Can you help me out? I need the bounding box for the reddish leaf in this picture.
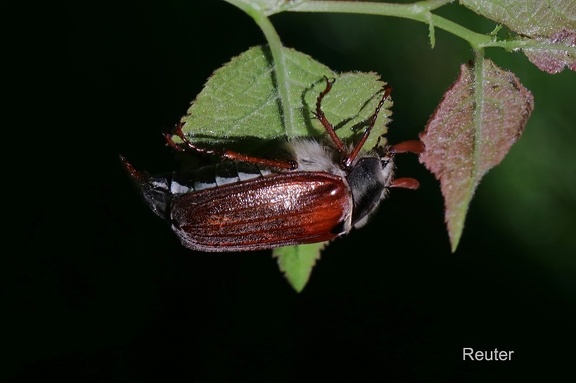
[419,59,534,251]
[523,29,576,74]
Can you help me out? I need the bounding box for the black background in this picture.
[9,1,575,381]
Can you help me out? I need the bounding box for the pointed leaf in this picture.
[273,242,327,292]
[419,59,534,251]
[176,46,391,150]
[460,0,576,73]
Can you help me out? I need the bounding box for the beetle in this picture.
[121,77,423,252]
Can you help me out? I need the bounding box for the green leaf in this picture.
[177,46,391,149]
[419,58,534,251]
[174,46,392,291]
[273,242,327,292]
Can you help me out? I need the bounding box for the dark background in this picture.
[9,1,575,381]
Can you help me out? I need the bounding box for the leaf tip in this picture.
[448,221,463,253]
[272,242,327,292]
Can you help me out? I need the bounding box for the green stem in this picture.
[280,1,576,54]
[281,0,493,49]
[486,38,576,56]
[417,0,455,11]
[472,48,485,184]
[224,0,296,135]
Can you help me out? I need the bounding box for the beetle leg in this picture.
[345,85,392,169]
[164,123,297,170]
[314,76,346,154]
